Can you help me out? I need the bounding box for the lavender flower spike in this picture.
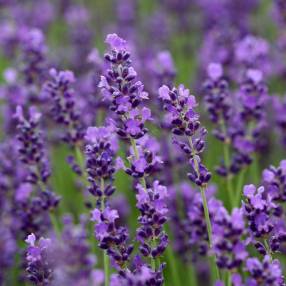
[159,84,219,279]
[86,125,133,283]
[25,233,54,285]
[99,33,169,284]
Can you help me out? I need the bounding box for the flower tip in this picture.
[207,62,223,80]
[105,33,127,50]
[25,233,36,246]
[246,69,263,83]
[158,85,170,100]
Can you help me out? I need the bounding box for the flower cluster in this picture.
[159,84,211,187]
[212,208,247,270]
[85,126,118,208]
[136,181,168,260]
[99,33,151,140]
[25,233,54,285]
[91,207,133,269]
[14,106,50,185]
[43,68,84,145]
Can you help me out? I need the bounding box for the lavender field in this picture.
[1,1,286,285]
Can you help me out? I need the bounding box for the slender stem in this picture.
[100,178,105,210]
[35,169,61,239]
[200,187,213,247]
[100,178,110,286]
[264,239,272,261]
[235,168,246,207]
[251,154,259,185]
[201,187,220,281]
[223,143,234,209]
[187,136,220,281]
[187,263,198,286]
[75,145,89,185]
[49,212,61,239]
[104,251,110,286]
[165,244,181,286]
[75,145,85,170]
[220,119,234,209]
[130,138,147,190]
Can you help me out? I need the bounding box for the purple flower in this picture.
[14,106,51,184]
[159,84,211,186]
[245,256,285,286]
[212,206,248,270]
[105,33,127,51]
[99,34,150,140]
[43,68,84,146]
[25,233,54,285]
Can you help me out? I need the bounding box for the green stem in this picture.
[264,239,272,261]
[49,212,61,239]
[188,137,220,281]
[165,245,181,286]
[130,138,147,190]
[227,271,232,286]
[100,178,110,285]
[35,169,61,239]
[220,119,234,209]
[104,251,110,286]
[251,154,259,185]
[187,263,198,286]
[200,187,220,281]
[223,143,234,209]
[235,168,246,207]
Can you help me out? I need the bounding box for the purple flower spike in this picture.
[43,68,84,146]
[14,106,51,185]
[99,34,150,140]
[25,233,54,285]
[159,84,211,187]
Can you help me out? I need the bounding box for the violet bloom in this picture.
[230,69,269,174]
[242,184,283,253]
[110,263,163,286]
[272,95,286,147]
[245,255,285,286]
[86,125,133,270]
[20,28,48,87]
[52,215,100,286]
[14,106,60,236]
[100,34,168,282]
[202,63,234,177]
[98,33,150,140]
[85,125,118,208]
[168,183,216,262]
[119,134,163,179]
[262,160,286,202]
[43,68,84,146]
[91,207,133,270]
[203,63,231,131]
[234,35,270,75]
[14,106,50,184]
[159,84,211,186]
[25,233,54,285]
[212,208,248,270]
[136,181,168,260]
[65,4,93,72]
[0,225,17,284]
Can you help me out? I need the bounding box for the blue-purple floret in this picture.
[159,84,211,187]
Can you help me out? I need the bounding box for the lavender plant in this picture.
[1,1,286,286]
